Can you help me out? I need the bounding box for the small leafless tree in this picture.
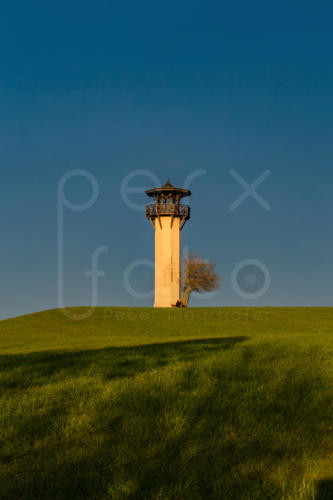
[180,251,221,306]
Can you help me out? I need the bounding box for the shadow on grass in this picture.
[2,337,332,499]
[0,336,248,391]
[316,479,333,499]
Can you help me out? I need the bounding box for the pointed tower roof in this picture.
[145,179,191,198]
[162,178,174,189]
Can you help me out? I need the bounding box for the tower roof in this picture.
[162,178,174,189]
[145,179,191,198]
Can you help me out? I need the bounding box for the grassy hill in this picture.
[0,307,332,499]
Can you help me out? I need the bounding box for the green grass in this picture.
[0,307,332,499]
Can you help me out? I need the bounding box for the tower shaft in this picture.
[154,217,181,307]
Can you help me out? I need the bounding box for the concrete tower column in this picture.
[154,216,181,307]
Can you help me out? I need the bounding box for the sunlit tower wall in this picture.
[145,180,191,308]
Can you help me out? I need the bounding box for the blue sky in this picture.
[1,1,332,318]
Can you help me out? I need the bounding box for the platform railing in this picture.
[145,203,190,218]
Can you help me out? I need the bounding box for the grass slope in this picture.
[0,307,332,499]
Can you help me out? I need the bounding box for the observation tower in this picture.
[145,179,191,307]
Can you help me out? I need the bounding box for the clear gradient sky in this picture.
[1,1,332,319]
